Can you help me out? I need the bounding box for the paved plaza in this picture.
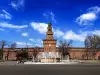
[0,64,100,75]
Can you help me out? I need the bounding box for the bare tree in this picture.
[16,42,29,62]
[84,35,100,60]
[32,46,40,61]
[16,48,28,63]
[58,40,73,60]
[84,36,91,60]
[0,40,7,60]
[7,43,17,60]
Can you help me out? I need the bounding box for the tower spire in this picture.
[46,23,53,39]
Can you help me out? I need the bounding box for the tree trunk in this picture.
[7,50,10,60]
[1,47,4,60]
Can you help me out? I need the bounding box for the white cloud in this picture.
[76,13,97,25]
[29,38,43,44]
[34,44,42,47]
[63,30,86,42]
[76,6,100,25]
[0,10,12,20]
[0,22,28,29]
[63,30,100,42]
[34,39,43,47]
[92,30,100,36]
[43,13,48,18]
[54,29,64,38]
[30,22,83,41]
[10,0,24,10]
[30,22,48,34]
[29,38,43,47]
[30,22,64,38]
[16,30,100,47]
[21,33,28,37]
[16,29,21,32]
[16,39,43,47]
[43,12,56,23]
[16,42,32,47]
[88,6,100,14]
[0,28,4,31]
[29,38,35,42]
[79,30,100,36]
[30,22,100,42]
[50,12,56,23]
[35,39,42,43]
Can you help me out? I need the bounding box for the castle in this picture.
[3,23,100,61]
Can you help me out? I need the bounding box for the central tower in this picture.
[40,23,59,62]
[43,23,56,52]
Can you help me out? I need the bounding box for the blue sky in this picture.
[0,0,100,47]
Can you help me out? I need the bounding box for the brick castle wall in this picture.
[2,48,100,60]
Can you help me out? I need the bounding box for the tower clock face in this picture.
[48,35,53,39]
[49,36,51,39]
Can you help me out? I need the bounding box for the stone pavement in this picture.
[0,61,22,65]
[0,60,100,65]
[0,64,100,75]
